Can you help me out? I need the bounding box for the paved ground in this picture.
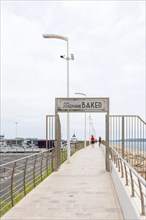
[2,144,124,220]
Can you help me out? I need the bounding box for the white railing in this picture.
[110,146,146,216]
[109,115,146,180]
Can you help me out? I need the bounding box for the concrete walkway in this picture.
[2,144,124,220]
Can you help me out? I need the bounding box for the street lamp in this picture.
[42,34,74,163]
[15,122,18,146]
[75,92,86,147]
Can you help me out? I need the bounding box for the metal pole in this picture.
[46,116,48,149]
[105,98,110,171]
[106,114,110,171]
[122,116,125,158]
[89,119,90,145]
[42,34,73,163]
[67,40,70,163]
[88,115,91,145]
[84,112,86,147]
[74,93,87,147]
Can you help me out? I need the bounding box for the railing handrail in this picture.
[137,116,146,125]
[0,143,84,217]
[109,114,146,125]
[110,145,146,215]
[0,148,53,168]
[110,146,146,187]
[109,114,146,180]
[109,114,139,117]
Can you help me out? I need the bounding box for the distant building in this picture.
[6,138,24,146]
[0,136,55,149]
[0,135,5,141]
[0,135,6,146]
[70,133,78,143]
[24,138,38,146]
[37,139,54,149]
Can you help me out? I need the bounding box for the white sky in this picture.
[1,0,145,140]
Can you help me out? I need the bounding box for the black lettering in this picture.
[63,102,69,108]
[86,102,90,108]
[82,102,85,108]
[95,102,98,108]
[98,102,102,108]
[91,102,94,108]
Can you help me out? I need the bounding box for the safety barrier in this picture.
[110,146,146,216]
[109,115,146,180]
[0,142,85,217]
[0,149,55,216]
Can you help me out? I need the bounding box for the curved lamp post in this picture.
[75,92,86,147]
[42,34,73,163]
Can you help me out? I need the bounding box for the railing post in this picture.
[46,151,49,176]
[55,113,58,170]
[118,158,120,172]
[11,162,16,207]
[51,149,54,172]
[23,158,28,196]
[113,150,116,164]
[46,115,48,149]
[106,114,110,171]
[120,159,124,178]
[122,116,125,159]
[115,154,118,168]
[138,179,145,215]
[58,117,61,167]
[129,168,135,197]
[40,153,44,181]
[124,163,128,186]
[33,155,37,188]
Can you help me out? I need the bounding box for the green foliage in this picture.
[0,200,12,217]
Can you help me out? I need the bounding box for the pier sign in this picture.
[56,98,109,113]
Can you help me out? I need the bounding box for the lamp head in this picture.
[60,55,65,59]
[71,53,74,60]
[42,34,68,42]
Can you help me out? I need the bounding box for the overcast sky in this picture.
[1,0,145,140]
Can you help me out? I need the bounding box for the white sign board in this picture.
[56,98,109,113]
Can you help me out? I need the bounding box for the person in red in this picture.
[91,135,95,147]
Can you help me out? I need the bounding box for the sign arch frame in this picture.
[55,97,110,171]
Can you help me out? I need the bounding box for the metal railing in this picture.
[0,149,55,216]
[46,115,55,149]
[110,146,146,216]
[109,115,146,179]
[0,141,84,217]
[46,114,61,170]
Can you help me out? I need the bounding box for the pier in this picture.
[1,108,146,220]
[1,144,124,220]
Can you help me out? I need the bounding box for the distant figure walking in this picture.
[91,135,95,147]
[99,136,102,146]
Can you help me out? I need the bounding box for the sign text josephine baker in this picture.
[56,98,109,112]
